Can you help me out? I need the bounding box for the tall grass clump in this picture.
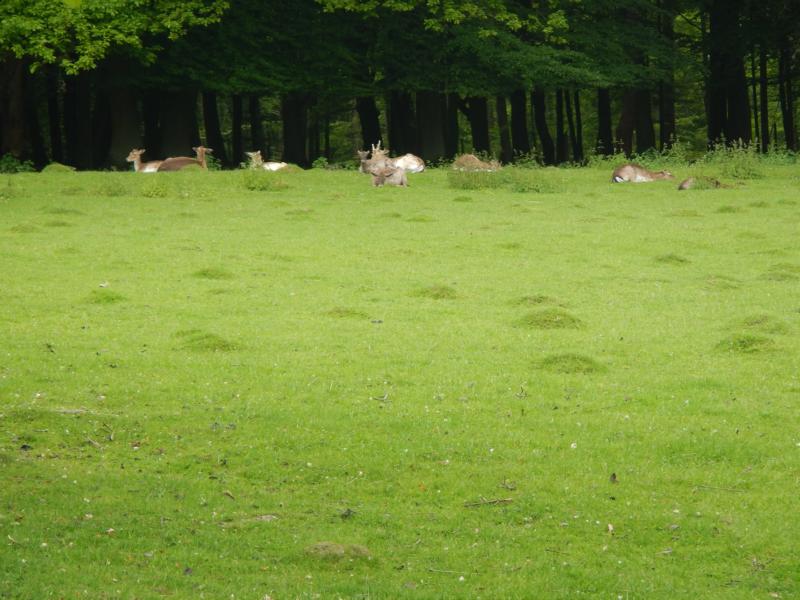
[242,169,288,191]
[704,141,763,179]
[447,170,504,190]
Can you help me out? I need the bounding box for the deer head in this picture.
[126,148,145,162]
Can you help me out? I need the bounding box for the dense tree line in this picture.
[0,0,798,169]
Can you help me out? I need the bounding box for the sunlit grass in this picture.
[1,166,799,598]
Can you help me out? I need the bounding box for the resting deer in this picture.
[126,149,162,173]
[611,163,674,183]
[245,150,287,171]
[371,166,408,187]
[391,153,425,173]
[157,146,212,172]
[677,176,726,190]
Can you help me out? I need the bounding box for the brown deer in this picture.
[391,153,425,173]
[611,163,674,183]
[126,149,162,173]
[157,146,212,172]
[371,166,408,187]
[245,150,287,171]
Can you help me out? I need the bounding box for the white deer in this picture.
[611,163,674,183]
[126,149,162,173]
[246,150,287,171]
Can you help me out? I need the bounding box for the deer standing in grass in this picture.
[611,163,674,183]
[245,150,287,171]
[157,146,212,172]
[126,149,163,173]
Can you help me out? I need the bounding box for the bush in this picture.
[0,154,35,174]
[503,169,559,193]
[703,141,763,179]
[241,169,288,191]
[311,156,329,169]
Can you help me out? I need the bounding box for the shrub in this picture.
[704,141,763,179]
[41,162,76,173]
[311,156,329,169]
[0,154,35,174]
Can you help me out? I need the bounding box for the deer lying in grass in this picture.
[452,153,500,172]
[371,166,408,187]
[611,163,674,183]
[358,142,424,174]
[157,146,212,172]
[126,149,162,173]
[245,150,287,171]
[677,176,726,190]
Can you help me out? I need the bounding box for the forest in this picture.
[0,0,798,170]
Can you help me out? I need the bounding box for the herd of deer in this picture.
[127,144,714,191]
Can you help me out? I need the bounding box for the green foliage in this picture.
[704,143,764,180]
[311,156,329,169]
[41,162,76,173]
[0,154,35,173]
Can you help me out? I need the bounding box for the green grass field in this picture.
[1,165,799,598]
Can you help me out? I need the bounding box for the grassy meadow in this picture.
[1,162,799,598]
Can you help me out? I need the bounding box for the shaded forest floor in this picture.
[1,166,799,598]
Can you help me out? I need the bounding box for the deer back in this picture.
[157,157,202,172]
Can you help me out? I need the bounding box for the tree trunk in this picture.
[658,0,677,149]
[574,90,584,162]
[615,91,636,156]
[726,59,752,144]
[634,89,656,153]
[460,96,490,154]
[63,72,93,169]
[532,88,555,164]
[249,95,266,156]
[24,70,47,167]
[106,87,142,169]
[202,91,229,166]
[444,93,459,159]
[495,95,512,163]
[355,96,382,150]
[142,91,161,160]
[46,67,63,163]
[0,56,28,159]
[160,90,199,158]
[779,45,796,150]
[509,89,530,157]
[281,91,308,166]
[759,45,770,152]
[751,50,760,147]
[564,90,578,162]
[388,91,416,155]
[90,86,111,168]
[308,97,320,162]
[555,90,568,163]
[596,88,613,155]
[232,94,243,164]
[416,91,446,161]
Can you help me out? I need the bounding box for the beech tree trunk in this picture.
[160,90,199,158]
[532,88,555,164]
[634,89,656,153]
[355,96,382,151]
[509,89,531,157]
[564,90,578,162]
[759,45,770,152]
[46,67,63,163]
[249,95,266,156]
[659,0,677,149]
[779,44,797,150]
[142,91,162,160]
[416,91,446,161]
[388,91,416,155]
[751,51,760,147]
[281,91,308,166]
[0,57,27,159]
[232,94,244,164]
[460,96,490,154]
[574,90,584,162]
[555,90,568,163]
[107,87,142,169]
[495,95,512,163]
[596,88,613,155]
[444,93,459,159]
[63,72,93,169]
[202,91,229,166]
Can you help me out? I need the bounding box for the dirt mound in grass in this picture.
[538,353,605,374]
[516,308,582,329]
